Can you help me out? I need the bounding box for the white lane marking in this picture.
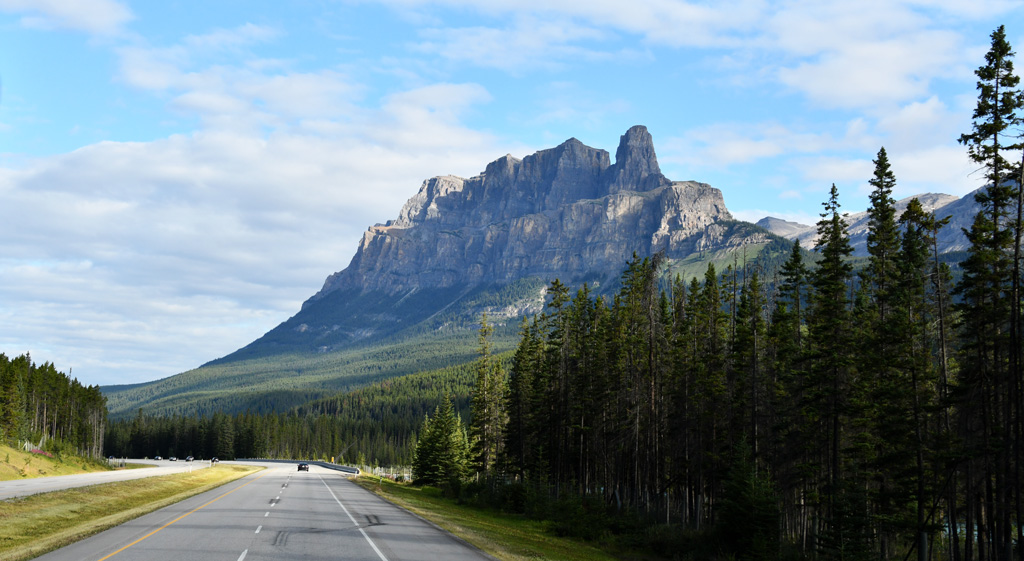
[238,550,248,561]
[275,496,280,500]
[317,475,359,526]
[255,525,262,534]
[265,512,270,517]
[317,474,390,561]
[360,528,390,561]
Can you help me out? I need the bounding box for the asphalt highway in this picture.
[31,463,493,561]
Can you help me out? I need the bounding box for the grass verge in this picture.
[354,476,620,561]
[0,443,112,480]
[0,463,261,561]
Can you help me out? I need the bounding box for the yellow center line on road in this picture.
[96,469,272,561]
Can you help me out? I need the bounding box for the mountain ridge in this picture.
[758,191,976,254]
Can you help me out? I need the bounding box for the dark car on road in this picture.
[298,463,309,471]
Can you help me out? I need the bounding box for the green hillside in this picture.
[103,327,517,419]
[213,277,549,363]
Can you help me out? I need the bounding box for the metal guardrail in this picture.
[234,458,360,475]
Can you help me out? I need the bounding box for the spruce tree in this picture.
[862,147,900,319]
[469,313,506,476]
[807,183,856,546]
[412,396,469,487]
[963,30,1024,558]
[504,317,540,478]
[856,149,918,558]
[956,26,1024,559]
[540,279,571,483]
[958,25,1022,194]
[956,58,1019,558]
[734,270,767,460]
[777,239,808,346]
[897,198,944,561]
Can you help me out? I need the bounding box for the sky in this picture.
[1,0,1022,388]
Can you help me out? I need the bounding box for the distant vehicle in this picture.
[169,457,177,461]
[154,456,162,460]
[298,463,309,471]
[185,456,194,462]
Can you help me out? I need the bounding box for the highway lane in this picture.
[33,463,493,561]
[0,459,210,500]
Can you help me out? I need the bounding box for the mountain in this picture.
[755,216,809,239]
[103,126,792,418]
[758,191,978,255]
[312,126,744,297]
[217,125,785,361]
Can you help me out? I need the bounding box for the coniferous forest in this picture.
[418,25,1024,560]
[104,362,477,465]
[0,353,107,458]
[105,24,1024,561]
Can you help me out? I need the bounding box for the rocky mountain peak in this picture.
[307,126,756,302]
[606,125,669,194]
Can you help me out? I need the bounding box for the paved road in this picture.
[32,463,492,561]
[0,459,210,500]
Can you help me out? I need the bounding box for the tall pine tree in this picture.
[807,183,856,553]
[469,313,507,476]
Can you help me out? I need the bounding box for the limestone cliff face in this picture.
[306,126,754,305]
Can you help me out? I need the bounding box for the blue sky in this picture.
[1,0,1022,387]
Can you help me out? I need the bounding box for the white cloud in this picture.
[379,0,1008,111]
[116,24,283,92]
[913,0,1021,19]
[414,15,636,72]
[776,30,967,109]
[662,122,838,168]
[171,90,249,115]
[182,22,279,51]
[877,96,970,153]
[1,64,502,385]
[115,27,372,135]
[527,81,632,130]
[116,45,187,90]
[379,0,766,48]
[0,0,132,35]
[891,145,978,197]
[797,156,875,185]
